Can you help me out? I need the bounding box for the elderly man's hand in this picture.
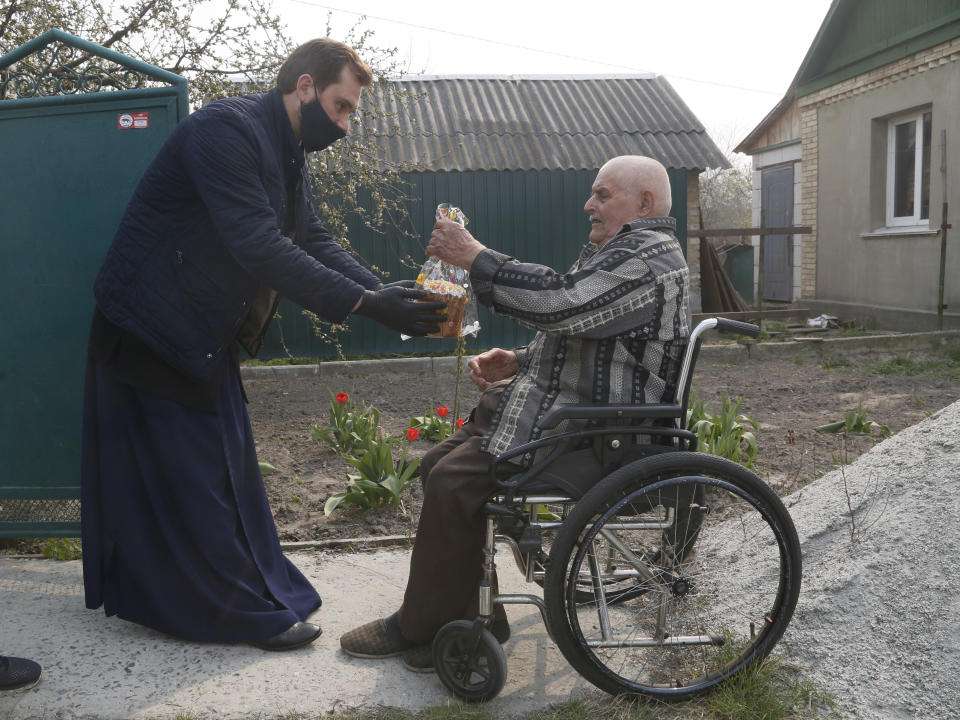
[426,218,486,269]
[468,348,519,390]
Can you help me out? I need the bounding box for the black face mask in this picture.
[300,88,346,152]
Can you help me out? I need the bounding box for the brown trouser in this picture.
[396,385,517,643]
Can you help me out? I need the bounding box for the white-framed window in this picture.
[885,110,931,227]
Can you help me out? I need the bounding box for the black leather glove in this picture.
[354,286,447,336]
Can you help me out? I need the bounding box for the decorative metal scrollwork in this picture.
[1,40,144,99]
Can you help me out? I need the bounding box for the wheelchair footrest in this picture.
[483,502,519,517]
[517,525,542,556]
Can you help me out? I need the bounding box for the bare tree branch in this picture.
[99,0,161,49]
[0,0,24,41]
[167,63,280,76]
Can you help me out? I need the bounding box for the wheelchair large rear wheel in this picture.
[531,483,705,606]
[544,452,801,699]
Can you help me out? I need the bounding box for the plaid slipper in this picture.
[401,644,434,673]
[340,617,413,659]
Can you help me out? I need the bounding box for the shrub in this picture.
[40,538,82,561]
[409,405,454,442]
[311,391,382,457]
[686,391,759,468]
[324,435,420,515]
[815,400,891,437]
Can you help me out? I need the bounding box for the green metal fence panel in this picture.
[726,245,755,304]
[259,167,687,360]
[0,30,188,538]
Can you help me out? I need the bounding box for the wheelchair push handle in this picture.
[714,317,760,338]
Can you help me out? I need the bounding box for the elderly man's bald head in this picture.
[584,156,672,246]
[600,156,672,214]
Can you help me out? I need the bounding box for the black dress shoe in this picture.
[0,656,42,691]
[252,621,322,651]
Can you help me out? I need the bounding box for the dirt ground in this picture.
[246,336,960,543]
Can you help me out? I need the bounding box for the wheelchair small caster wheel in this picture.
[433,619,507,702]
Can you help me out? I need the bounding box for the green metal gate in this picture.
[0,30,188,538]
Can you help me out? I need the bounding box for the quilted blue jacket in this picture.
[94,89,380,381]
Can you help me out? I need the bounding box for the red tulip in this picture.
[456,418,465,429]
[407,427,420,441]
[336,392,349,404]
[435,406,449,418]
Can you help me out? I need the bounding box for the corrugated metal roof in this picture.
[356,75,730,172]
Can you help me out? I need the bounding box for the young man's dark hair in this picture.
[276,38,373,93]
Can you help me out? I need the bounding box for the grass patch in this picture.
[820,354,851,370]
[841,327,870,337]
[422,705,495,720]
[243,356,318,366]
[867,354,960,381]
[40,537,82,560]
[869,356,924,375]
[752,322,792,343]
[701,655,837,720]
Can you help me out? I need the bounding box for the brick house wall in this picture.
[796,37,960,299]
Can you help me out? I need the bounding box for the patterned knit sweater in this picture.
[468,217,691,465]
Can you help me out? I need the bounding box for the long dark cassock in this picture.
[81,88,381,642]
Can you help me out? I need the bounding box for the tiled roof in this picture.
[356,74,730,172]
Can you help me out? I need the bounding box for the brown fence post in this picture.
[938,129,950,331]
[756,210,765,314]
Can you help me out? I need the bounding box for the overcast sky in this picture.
[274,0,836,157]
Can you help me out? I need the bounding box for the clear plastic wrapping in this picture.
[410,204,480,338]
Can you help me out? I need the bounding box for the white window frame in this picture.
[885,111,930,228]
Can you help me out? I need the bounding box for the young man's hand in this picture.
[354,286,446,336]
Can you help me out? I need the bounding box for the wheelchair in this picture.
[431,318,803,702]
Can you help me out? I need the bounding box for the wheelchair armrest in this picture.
[489,424,699,499]
[538,403,684,430]
[490,435,574,491]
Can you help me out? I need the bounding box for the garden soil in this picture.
[244,338,960,544]
[2,335,959,719]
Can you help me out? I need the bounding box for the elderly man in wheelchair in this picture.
[341,155,801,702]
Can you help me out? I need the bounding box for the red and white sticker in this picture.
[118,112,149,129]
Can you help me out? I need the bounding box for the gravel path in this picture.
[777,399,960,719]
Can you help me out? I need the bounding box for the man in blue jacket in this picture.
[81,38,444,651]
